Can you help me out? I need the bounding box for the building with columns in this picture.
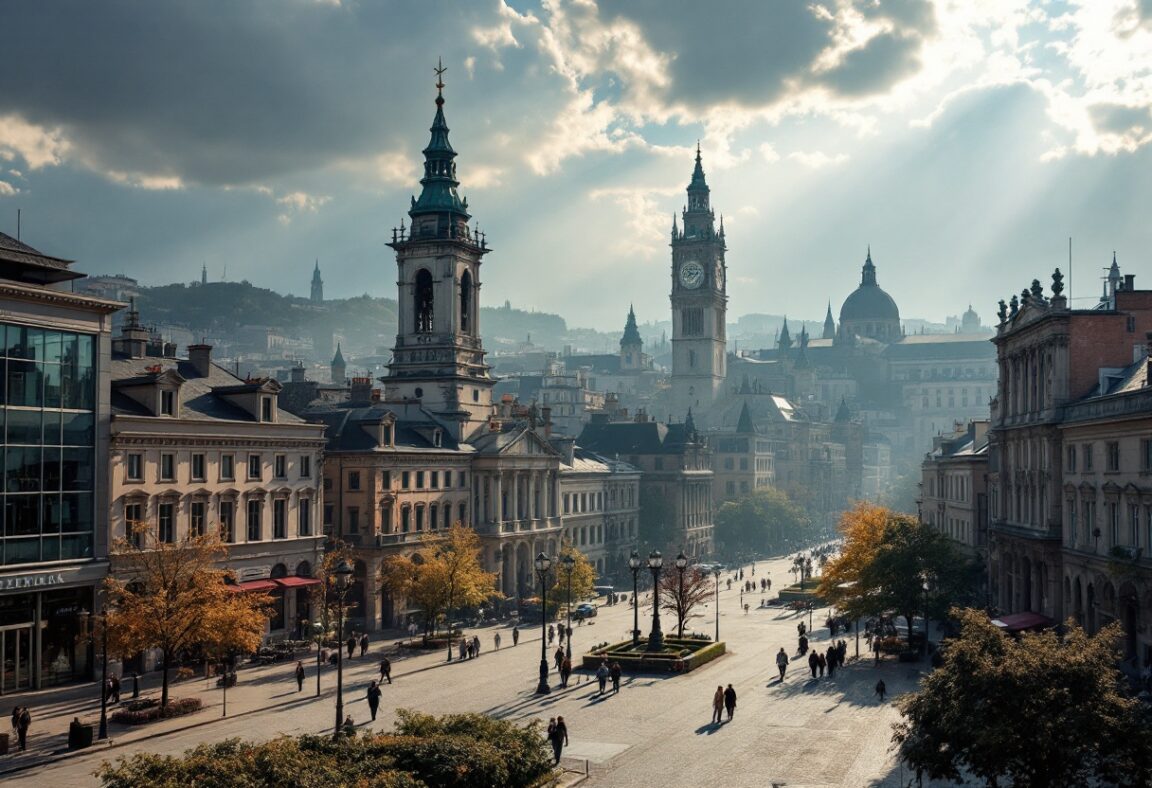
[556,443,641,579]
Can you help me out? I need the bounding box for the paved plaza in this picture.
[5,552,937,787]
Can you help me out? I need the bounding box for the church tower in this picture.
[619,304,644,371]
[311,260,324,303]
[670,145,727,417]
[331,342,346,385]
[385,62,493,438]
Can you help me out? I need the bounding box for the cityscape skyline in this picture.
[2,1,1150,330]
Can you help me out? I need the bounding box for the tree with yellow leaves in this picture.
[549,543,597,609]
[307,540,358,642]
[104,525,271,709]
[379,524,497,643]
[817,502,891,619]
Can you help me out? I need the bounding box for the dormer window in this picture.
[161,390,175,416]
[433,429,442,448]
[261,397,273,422]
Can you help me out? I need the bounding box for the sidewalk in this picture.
[0,623,533,778]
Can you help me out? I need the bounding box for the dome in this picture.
[839,285,900,324]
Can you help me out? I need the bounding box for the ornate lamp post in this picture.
[98,607,109,739]
[562,553,575,661]
[332,559,354,738]
[535,552,552,694]
[312,621,324,697]
[674,551,688,638]
[646,550,664,652]
[628,551,642,646]
[712,566,722,643]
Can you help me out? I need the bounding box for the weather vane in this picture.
[435,57,446,96]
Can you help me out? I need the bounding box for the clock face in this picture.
[679,260,704,289]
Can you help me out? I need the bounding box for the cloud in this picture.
[0,114,71,169]
[788,151,850,168]
[0,181,18,196]
[276,190,331,224]
[585,184,679,259]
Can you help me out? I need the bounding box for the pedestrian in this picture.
[555,646,565,672]
[610,660,622,694]
[15,706,30,751]
[723,684,737,721]
[799,634,808,655]
[711,686,724,724]
[557,627,565,645]
[767,578,772,591]
[458,638,467,661]
[512,626,520,646]
[379,656,392,684]
[346,634,356,659]
[560,657,572,688]
[295,660,306,692]
[473,635,481,657]
[744,603,749,615]
[494,632,502,650]
[366,680,382,721]
[548,624,555,645]
[817,652,827,677]
[739,569,744,580]
[360,633,369,657]
[566,625,573,642]
[342,714,355,736]
[466,640,475,659]
[109,674,121,703]
[550,716,568,763]
[776,648,789,681]
[826,647,836,678]
[808,650,819,678]
[798,621,806,637]
[596,660,610,694]
[726,578,731,591]
[875,679,887,702]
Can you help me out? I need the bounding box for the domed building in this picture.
[838,248,901,343]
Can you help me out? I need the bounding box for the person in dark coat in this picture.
[366,681,382,721]
[15,706,30,751]
[560,657,572,688]
[723,684,737,720]
[359,633,369,657]
[799,634,808,655]
[109,674,121,703]
[379,656,392,684]
[826,647,837,678]
[609,661,622,694]
[512,626,519,646]
[346,635,356,659]
[549,715,568,764]
[554,646,565,672]
[295,661,306,692]
[808,650,820,678]
[817,652,827,677]
[875,679,887,702]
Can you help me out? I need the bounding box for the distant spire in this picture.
[409,58,470,222]
[736,401,755,434]
[778,317,793,352]
[861,246,877,287]
[688,142,709,194]
[822,301,836,339]
[835,396,851,422]
[201,263,207,285]
[620,303,642,348]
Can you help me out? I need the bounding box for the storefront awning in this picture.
[274,577,321,589]
[226,580,279,593]
[991,612,1055,632]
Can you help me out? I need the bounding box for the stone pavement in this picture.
[11,550,963,787]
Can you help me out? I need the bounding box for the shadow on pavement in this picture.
[769,662,916,710]
[693,721,724,735]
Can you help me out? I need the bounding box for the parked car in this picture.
[575,603,598,618]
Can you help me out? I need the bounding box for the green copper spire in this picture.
[688,141,709,195]
[409,58,470,222]
[620,304,642,347]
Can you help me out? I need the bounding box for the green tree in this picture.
[894,608,1152,787]
[714,486,810,556]
[550,543,597,607]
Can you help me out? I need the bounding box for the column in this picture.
[494,473,503,523]
[528,472,537,520]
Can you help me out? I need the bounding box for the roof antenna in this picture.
[16,209,20,242]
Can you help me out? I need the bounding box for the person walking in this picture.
[808,650,819,678]
[723,684,737,721]
[554,646,565,673]
[798,621,806,637]
[109,674,121,703]
[295,660,306,692]
[548,716,569,764]
[512,626,520,646]
[366,680,382,721]
[548,624,555,646]
[826,647,836,678]
[560,657,572,688]
[15,706,30,752]
[875,679,887,702]
[609,661,622,694]
[346,634,356,660]
[458,638,467,661]
[798,634,808,655]
[472,635,481,657]
[359,633,370,657]
[494,632,502,650]
[711,686,724,724]
[595,660,610,695]
[817,651,827,678]
[776,648,789,681]
[379,656,392,684]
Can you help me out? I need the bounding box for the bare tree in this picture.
[659,567,714,638]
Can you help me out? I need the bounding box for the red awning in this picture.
[275,577,322,589]
[992,612,1055,632]
[226,580,279,593]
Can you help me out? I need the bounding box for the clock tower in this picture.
[670,145,727,417]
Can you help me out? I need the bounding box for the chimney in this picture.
[290,364,306,383]
[350,376,373,403]
[187,344,213,377]
[1125,274,1136,291]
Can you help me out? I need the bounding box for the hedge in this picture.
[109,697,202,725]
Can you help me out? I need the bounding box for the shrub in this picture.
[173,667,196,682]
[110,697,202,725]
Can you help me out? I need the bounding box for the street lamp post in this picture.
[98,608,108,739]
[534,552,552,694]
[675,552,688,638]
[712,567,722,643]
[646,551,664,652]
[628,551,642,646]
[562,554,575,662]
[313,621,324,697]
[332,560,354,738]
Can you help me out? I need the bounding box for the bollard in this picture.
[131,672,140,698]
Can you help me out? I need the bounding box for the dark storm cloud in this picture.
[588,0,935,109]
[0,0,489,186]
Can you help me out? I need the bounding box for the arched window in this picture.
[460,270,472,333]
[414,269,434,333]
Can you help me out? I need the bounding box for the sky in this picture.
[2,0,1152,332]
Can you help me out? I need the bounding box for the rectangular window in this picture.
[191,453,206,482]
[248,454,262,480]
[458,503,466,525]
[401,507,410,533]
[1131,504,1140,547]
[298,498,311,537]
[261,397,273,421]
[1067,499,1077,547]
[1110,502,1120,546]
[219,501,235,543]
[348,471,361,490]
[1083,444,1094,472]
[1107,441,1120,472]
[323,504,333,526]
[430,471,439,489]
[444,505,453,529]
[160,453,175,481]
[273,499,287,539]
[444,470,452,488]
[1143,439,1152,472]
[416,471,425,489]
[299,455,312,479]
[402,471,411,490]
[247,499,262,541]
[682,307,704,336]
[190,501,206,537]
[160,389,175,416]
[158,502,175,543]
[415,505,425,531]
[459,472,467,487]
[274,455,287,479]
[347,507,360,534]
[220,454,235,481]
[125,502,144,547]
[126,453,143,481]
